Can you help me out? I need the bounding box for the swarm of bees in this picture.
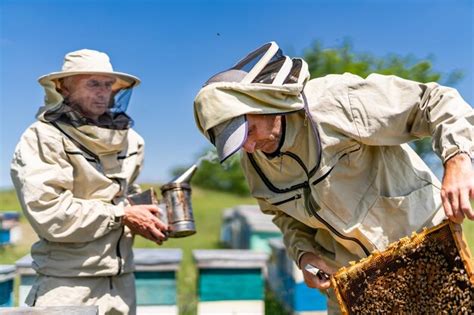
[331,222,474,314]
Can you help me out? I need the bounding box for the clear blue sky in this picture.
[1,0,472,189]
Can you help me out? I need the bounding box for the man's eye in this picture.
[87,81,100,88]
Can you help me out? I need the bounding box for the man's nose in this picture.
[97,86,112,97]
[242,140,256,153]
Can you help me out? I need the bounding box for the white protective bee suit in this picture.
[194,42,474,313]
[11,49,145,314]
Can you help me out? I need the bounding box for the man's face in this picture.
[60,74,117,120]
[242,114,283,154]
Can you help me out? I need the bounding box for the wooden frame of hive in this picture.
[330,220,474,314]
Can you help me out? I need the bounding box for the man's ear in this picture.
[56,78,70,97]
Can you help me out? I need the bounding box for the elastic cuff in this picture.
[443,146,473,164]
[297,251,308,269]
[296,248,318,269]
[443,150,473,165]
[108,205,125,230]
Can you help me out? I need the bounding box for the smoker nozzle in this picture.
[171,164,198,184]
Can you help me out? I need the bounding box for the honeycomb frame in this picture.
[331,221,474,314]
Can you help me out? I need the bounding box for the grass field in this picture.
[1,187,474,314]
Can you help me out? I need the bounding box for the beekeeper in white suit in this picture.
[194,42,474,313]
[11,49,169,314]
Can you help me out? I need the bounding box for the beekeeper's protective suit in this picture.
[194,42,474,313]
[11,49,149,314]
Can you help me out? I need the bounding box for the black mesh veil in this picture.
[44,85,135,130]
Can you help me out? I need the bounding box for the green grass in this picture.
[463,219,474,252]
[0,189,20,211]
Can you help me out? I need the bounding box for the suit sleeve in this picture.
[257,197,320,268]
[346,73,474,163]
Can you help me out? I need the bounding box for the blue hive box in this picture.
[193,249,268,315]
[219,208,235,248]
[15,255,36,307]
[267,238,327,314]
[0,211,21,246]
[0,213,9,246]
[133,248,182,315]
[221,205,281,253]
[0,229,9,246]
[0,265,15,307]
[0,212,20,228]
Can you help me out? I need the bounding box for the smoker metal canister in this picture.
[160,182,196,238]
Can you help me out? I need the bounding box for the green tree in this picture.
[184,40,464,194]
[172,148,250,196]
[304,39,463,164]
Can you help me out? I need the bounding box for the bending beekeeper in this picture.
[193,42,474,313]
[11,49,169,315]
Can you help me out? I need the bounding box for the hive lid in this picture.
[15,254,33,268]
[193,249,269,269]
[221,208,235,220]
[0,264,15,274]
[268,237,285,250]
[234,205,280,233]
[2,211,20,220]
[133,248,182,266]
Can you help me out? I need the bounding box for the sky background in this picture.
[1,0,472,189]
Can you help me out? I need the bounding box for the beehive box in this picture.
[267,238,327,314]
[0,265,15,307]
[193,249,268,315]
[331,221,474,314]
[224,205,281,253]
[15,255,36,306]
[133,248,182,315]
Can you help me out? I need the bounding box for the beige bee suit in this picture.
[195,72,474,313]
[11,74,144,315]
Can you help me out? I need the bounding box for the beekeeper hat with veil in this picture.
[194,41,310,163]
[34,49,142,176]
[36,49,141,130]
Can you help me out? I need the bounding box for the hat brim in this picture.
[212,115,248,163]
[38,70,141,88]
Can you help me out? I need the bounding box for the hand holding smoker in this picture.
[128,164,198,238]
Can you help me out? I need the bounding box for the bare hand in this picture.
[441,153,474,223]
[300,252,337,290]
[123,204,169,245]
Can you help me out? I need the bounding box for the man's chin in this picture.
[92,105,107,113]
[260,142,278,154]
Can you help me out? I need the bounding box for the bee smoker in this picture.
[159,164,198,238]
